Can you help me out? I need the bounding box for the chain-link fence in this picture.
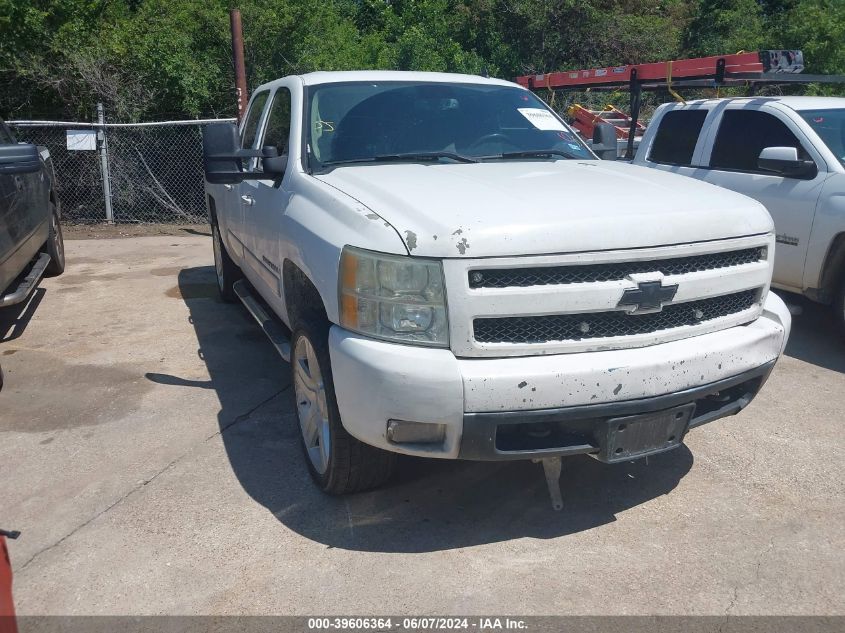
[8,117,234,224]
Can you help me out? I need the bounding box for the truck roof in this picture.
[663,96,845,111]
[290,70,519,89]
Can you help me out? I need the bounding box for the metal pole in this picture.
[230,9,249,121]
[625,69,641,160]
[97,102,114,224]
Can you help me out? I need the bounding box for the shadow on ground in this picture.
[158,266,693,552]
[180,227,212,237]
[0,287,45,343]
[778,291,845,373]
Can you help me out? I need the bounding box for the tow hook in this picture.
[534,457,564,511]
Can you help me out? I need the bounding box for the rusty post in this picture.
[230,8,248,121]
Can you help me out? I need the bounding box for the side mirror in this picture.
[203,122,243,184]
[263,152,288,177]
[591,123,618,160]
[202,124,286,184]
[0,143,40,175]
[758,146,816,178]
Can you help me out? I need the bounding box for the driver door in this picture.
[221,90,270,264]
[239,84,293,316]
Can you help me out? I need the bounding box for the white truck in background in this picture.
[202,71,791,509]
[633,96,845,331]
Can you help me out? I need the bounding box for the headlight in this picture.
[339,246,449,347]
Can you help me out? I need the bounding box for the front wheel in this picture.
[835,274,845,336]
[291,320,396,494]
[43,201,65,276]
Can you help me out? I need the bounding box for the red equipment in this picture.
[515,50,845,158]
[0,531,19,633]
[516,50,806,91]
[567,104,646,141]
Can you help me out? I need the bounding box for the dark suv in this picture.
[0,117,65,310]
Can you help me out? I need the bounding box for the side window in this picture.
[240,91,270,149]
[710,110,810,173]
[648,110,707,165]
[261,88,292,160]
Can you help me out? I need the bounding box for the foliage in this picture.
[770,0,845,75]
[681,0,766,56]
[0,0,842,121]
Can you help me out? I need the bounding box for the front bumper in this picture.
[328,292,791,460]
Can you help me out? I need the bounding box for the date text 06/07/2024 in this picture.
[307,617,529,630]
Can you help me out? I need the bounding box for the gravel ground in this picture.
[63,223,210,240]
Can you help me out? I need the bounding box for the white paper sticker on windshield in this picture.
[517,108,566,131]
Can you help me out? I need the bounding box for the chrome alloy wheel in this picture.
[212,224,224,292]
[293,335,331,474]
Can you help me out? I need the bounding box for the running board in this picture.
[0,253,51,308]
[232,279,291,362]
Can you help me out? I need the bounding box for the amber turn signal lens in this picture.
[340,293,358,329]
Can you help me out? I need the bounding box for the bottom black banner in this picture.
[5,616,843,633]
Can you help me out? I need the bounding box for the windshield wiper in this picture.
[488,150,579,160]
[378,151,478,163]
[323,151,478,167]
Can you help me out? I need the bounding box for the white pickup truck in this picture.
[633,96,845,331]
[202,71,791,508]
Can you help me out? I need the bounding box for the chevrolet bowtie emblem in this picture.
[618,280,679,314]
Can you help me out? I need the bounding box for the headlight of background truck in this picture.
[339,246,449,347]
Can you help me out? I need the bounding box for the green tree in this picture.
[1,0,842,121]
[682,0,766,56]
[769,0,845,75]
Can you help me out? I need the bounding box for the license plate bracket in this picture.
[598,403,695,463]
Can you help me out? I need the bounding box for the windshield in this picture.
[306,81,593,170]
[799,108,845,167]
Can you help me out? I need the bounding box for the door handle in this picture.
[223,184,233,191]
[240,194,255,206]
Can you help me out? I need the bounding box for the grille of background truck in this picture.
[472,289,760,344]
[468,247,765,288]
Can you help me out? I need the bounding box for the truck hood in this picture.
[315,160,773,257]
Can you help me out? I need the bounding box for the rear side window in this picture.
[710,110,810,172]
[648,110,707,165]
[240,91,270,149]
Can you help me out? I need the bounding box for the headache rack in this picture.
[515,50,845,158]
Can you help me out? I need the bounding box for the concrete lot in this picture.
[0,234,843,615]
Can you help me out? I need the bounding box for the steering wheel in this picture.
[466,133,516,152]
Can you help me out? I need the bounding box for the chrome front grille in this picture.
[468,247,765,288]
[473,289,759,344]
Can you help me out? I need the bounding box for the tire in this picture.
[291,319,396,494]
[43,201,65,276]
[212,221,242,302]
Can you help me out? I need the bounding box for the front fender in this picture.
[803,173,845,293]
[279,172,408,324]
